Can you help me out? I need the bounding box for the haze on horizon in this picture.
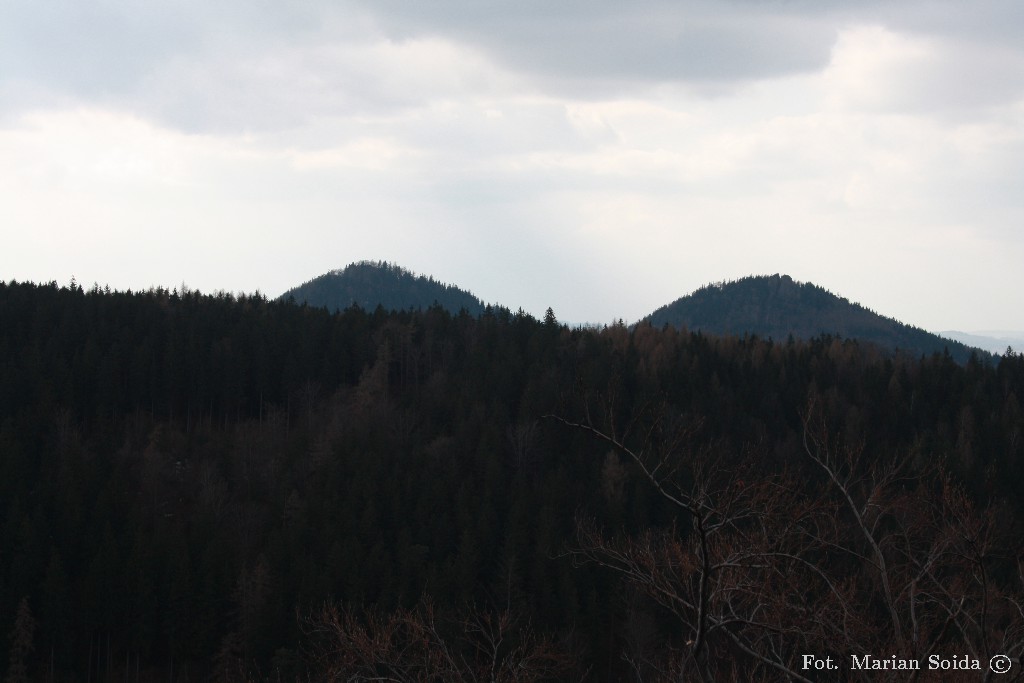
[2,0,1023,333]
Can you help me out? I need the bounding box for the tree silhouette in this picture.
[550,396,1024,681]
[5,597,35,683]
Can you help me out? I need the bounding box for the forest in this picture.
[645,274,985,365]
[1,279,1023,681]
[278,262,487,317]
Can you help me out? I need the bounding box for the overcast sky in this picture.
[3,0,1023,331]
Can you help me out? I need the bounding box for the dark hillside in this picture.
[279,260,486,315]
[645,273,986,364]
[1,279,1021,680]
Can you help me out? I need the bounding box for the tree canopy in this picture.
[1,279,1021,680]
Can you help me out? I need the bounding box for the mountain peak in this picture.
[279,261,485,315]
[645,274,987,364]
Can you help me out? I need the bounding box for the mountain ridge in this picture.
[279,263,992,363]
[938,330,1024,356]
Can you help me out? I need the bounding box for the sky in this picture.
[2,0,1023,332]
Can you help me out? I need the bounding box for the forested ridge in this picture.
[2,279,1023,681]
[646,274,987,365]
[278,261,486,316]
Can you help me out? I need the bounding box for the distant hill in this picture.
[939,330,1024,356]
[279,261,486,315]
[644,274,989,364]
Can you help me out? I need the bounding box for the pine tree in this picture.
[5,596,35,683]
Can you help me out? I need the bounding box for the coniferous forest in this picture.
[2,279,1023,681]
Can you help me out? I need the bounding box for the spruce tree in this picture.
[5,596,35,683]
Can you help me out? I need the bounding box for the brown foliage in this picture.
[551,399,1024,682]
[304,599,572,682]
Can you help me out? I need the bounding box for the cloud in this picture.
[0,0,197,103]
[5,1,1024,132]
[0,107,432,289]
[359,0,838,92]
[134,35,523,133]
[824,25,1024,115]
[3,1,1024,330]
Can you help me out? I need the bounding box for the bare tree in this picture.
[305,599,571,682]
[548,398,1024,682]
[800,405,1024,682]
